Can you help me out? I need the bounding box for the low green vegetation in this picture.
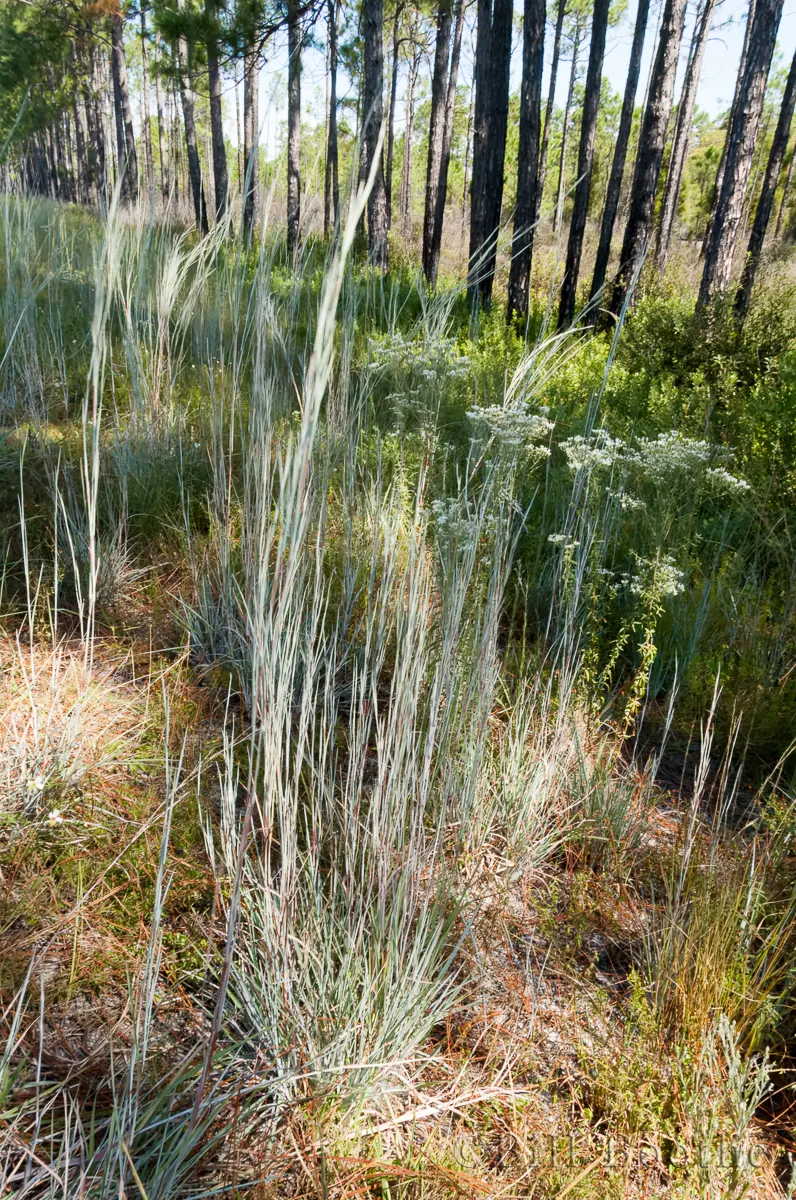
[2,196,796,1197]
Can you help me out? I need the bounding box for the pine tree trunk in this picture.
[87,38,107,203]
[110,25,128,196]
[363,0,388,265]
[64,112,77,201]
[537,0,567,223]
[110,13,139,200]
[428,0,465,284]
[243,46,260,235]
[206,0,229,220]
[740,107,771,240]
[287,0,301,255]
[72,99,88,204]
[734,45,796,322]
[701,0,756,256]
[175,4,209,234]
[775,139,794,236]
[155,38,169,201]
[400,49,419,235]
[698,0,783,306]
[235,67,243,194]
[589,0,649,309]
[553,20,582,237]
[324,0,340,237]
[558,0,610,328]
[468,0,513,305]
[461,83,474,220]
[608,0,688,316]
[423,0,453,278]
[506,0,545,320]
[140,2,155,200]
[169,83,181,202]
[386,1,403,228]
[656,0,716,269]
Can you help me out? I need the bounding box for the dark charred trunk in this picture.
[175,7,209,234]
[428,0,465,284]
[206,0,229,220]
[656,0,716,268]
[589,0,649,308]
[553,19,582,236]
[243,46,260,235]
[558,0,610,328]
[537,0,567,223]
[324,0,340,237]
[423,0,453,278]
[506,0,545,320]
[608,0,688,316]
[468,0,513,305]
[287,0,301,255]
[363,0,388,265]
[111,13,139,200]
[734,44,796,322]
[698,0,783,305]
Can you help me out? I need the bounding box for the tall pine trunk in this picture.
[506,0,545,320]
[656,0,716,268]
[423,0,453,279]
[701,0,756,256]
[553,19,582,237]
[111,14,138,200]
[589,0,649,308]
[385,1,403,228]
[537,0,567,223]
[243,46,260,235]
[775,141,794,236]
[155,36,169,201]
[206,0,229,220]
[140,3,155,200]
[698,0,783,306]
[734,45,796,322]
[558,0,610,328]
[72,100,88,203]
[608,0,687,316]
[363,0,388,265]
[324,0,340,237]
[287,0,301,255]
[428,0,465,284]
[400,45,419,234]
[461,84,474,220]
[468,0,513,305]
[175,3,208,234]
[87,38,107,203]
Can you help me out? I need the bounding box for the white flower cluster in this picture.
[705,466,752,495]
[558,428,753,499]
[629,554,686,598]
[431,498,493,554]
[548,532,580,550]
[607,488,646,513]
[467,400,554,453]
[627,431,718,482]
[560,430,624,472]
[368,332,470,382]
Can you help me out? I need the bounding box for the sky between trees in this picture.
[225,0,796,158]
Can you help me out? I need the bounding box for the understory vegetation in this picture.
[2,194,796,1198]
